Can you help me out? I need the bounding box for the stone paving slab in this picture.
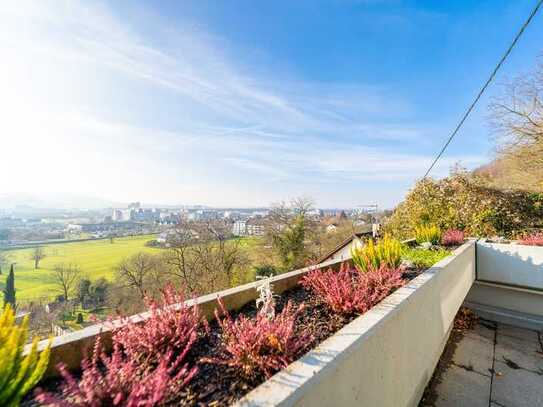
[498,323,541,344]
[452,332,494,376]
[465,319,496,343]
[491,360,543,407]
[495,333,543,373]
[433,364,491,407]
[425,321,543,407]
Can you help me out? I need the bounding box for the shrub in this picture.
[203,297,311,379]
[0,304,51,406]
[442,229,465,246]
[253,264,278,279]
[350,235,402,273]
[301,264,405,316]
[113,284,202,366]
[415,225,441,245]
[36,338,194,407]
[385,170,543,239]
[401,247,452,269]
[518,232,543,246]
[36,285,201,406]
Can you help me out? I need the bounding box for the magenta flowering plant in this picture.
[36,285,203,406]
[35,338,197,407]
[203,297,311,379]
[113,284,204,366]
[441,229,465,247]
[301,263,405,316]
[519,232,543,246]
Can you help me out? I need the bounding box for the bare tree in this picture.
[164,220,248,294]
[52,263,82,301]
[31,246,46,269]
[164,223,200,292]
[115,252,162,299]
[489,59,543,192]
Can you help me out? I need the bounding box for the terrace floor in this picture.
[422,319,543,407]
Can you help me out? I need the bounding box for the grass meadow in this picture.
[0,235,261,303]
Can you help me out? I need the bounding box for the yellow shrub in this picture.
[414,225,441,245]
[350,235,402,273]
[0,305,51,406]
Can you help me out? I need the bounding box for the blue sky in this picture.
[0,0,542,208]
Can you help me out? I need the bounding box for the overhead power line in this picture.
[422,0,543,179]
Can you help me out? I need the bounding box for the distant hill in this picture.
[0,193,122,210]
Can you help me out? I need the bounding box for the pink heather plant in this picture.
[114,284,203,366]
[441,229,465,247]
[35,338,196,407]
[519,232,543,246]
[36,285,202,406]
[301,263,405,316]
[203,297,311,379]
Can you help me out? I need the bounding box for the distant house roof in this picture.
[318,230,373,264]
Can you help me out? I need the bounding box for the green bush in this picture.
[351,235,402,273]
[0,305,51,406]
[385,170,543,239]
[414,225,441,245]
[402,247,451,269]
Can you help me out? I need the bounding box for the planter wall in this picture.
[236,240,476,407]
[464,241,543,330]
[475,241,543,289]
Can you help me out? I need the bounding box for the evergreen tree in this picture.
[3,264,16,309]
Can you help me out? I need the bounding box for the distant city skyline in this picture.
[1,1,542,208]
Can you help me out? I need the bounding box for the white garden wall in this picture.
[236,240,476,407]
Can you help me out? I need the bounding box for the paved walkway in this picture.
[429,320,543,407]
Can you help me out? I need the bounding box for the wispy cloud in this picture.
[0,1,487,207]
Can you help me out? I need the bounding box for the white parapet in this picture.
[465,241,543,329]
[236,240,476,407]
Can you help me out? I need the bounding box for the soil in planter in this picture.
[176,286,355,406]
[25,268,428,407]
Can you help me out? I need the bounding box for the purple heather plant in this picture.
[441,229,465,247]
[301,263,405,316]
[36,285,202,406]
[519,232,543,246]
[203,297,311,379]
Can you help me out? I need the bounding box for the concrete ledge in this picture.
[476,242,543,289]
[465,280,543,330]
[29,257,347,378]
[464,300,543,331]
[235,240,476,407]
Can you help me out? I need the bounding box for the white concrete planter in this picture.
[235,240,476,407]
[465,241,543,329]
[32,241,476,407]
[476,241,543,290]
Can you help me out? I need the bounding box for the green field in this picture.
[0,235,261,303]
[0,235,160,302]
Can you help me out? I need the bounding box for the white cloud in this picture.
[0,0,486,208]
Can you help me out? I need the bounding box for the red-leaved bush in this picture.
[301,264,405,316]
[203,298,311,379]
[441,229,465,247]
[36,285,202,406]
[518,232,543,246]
